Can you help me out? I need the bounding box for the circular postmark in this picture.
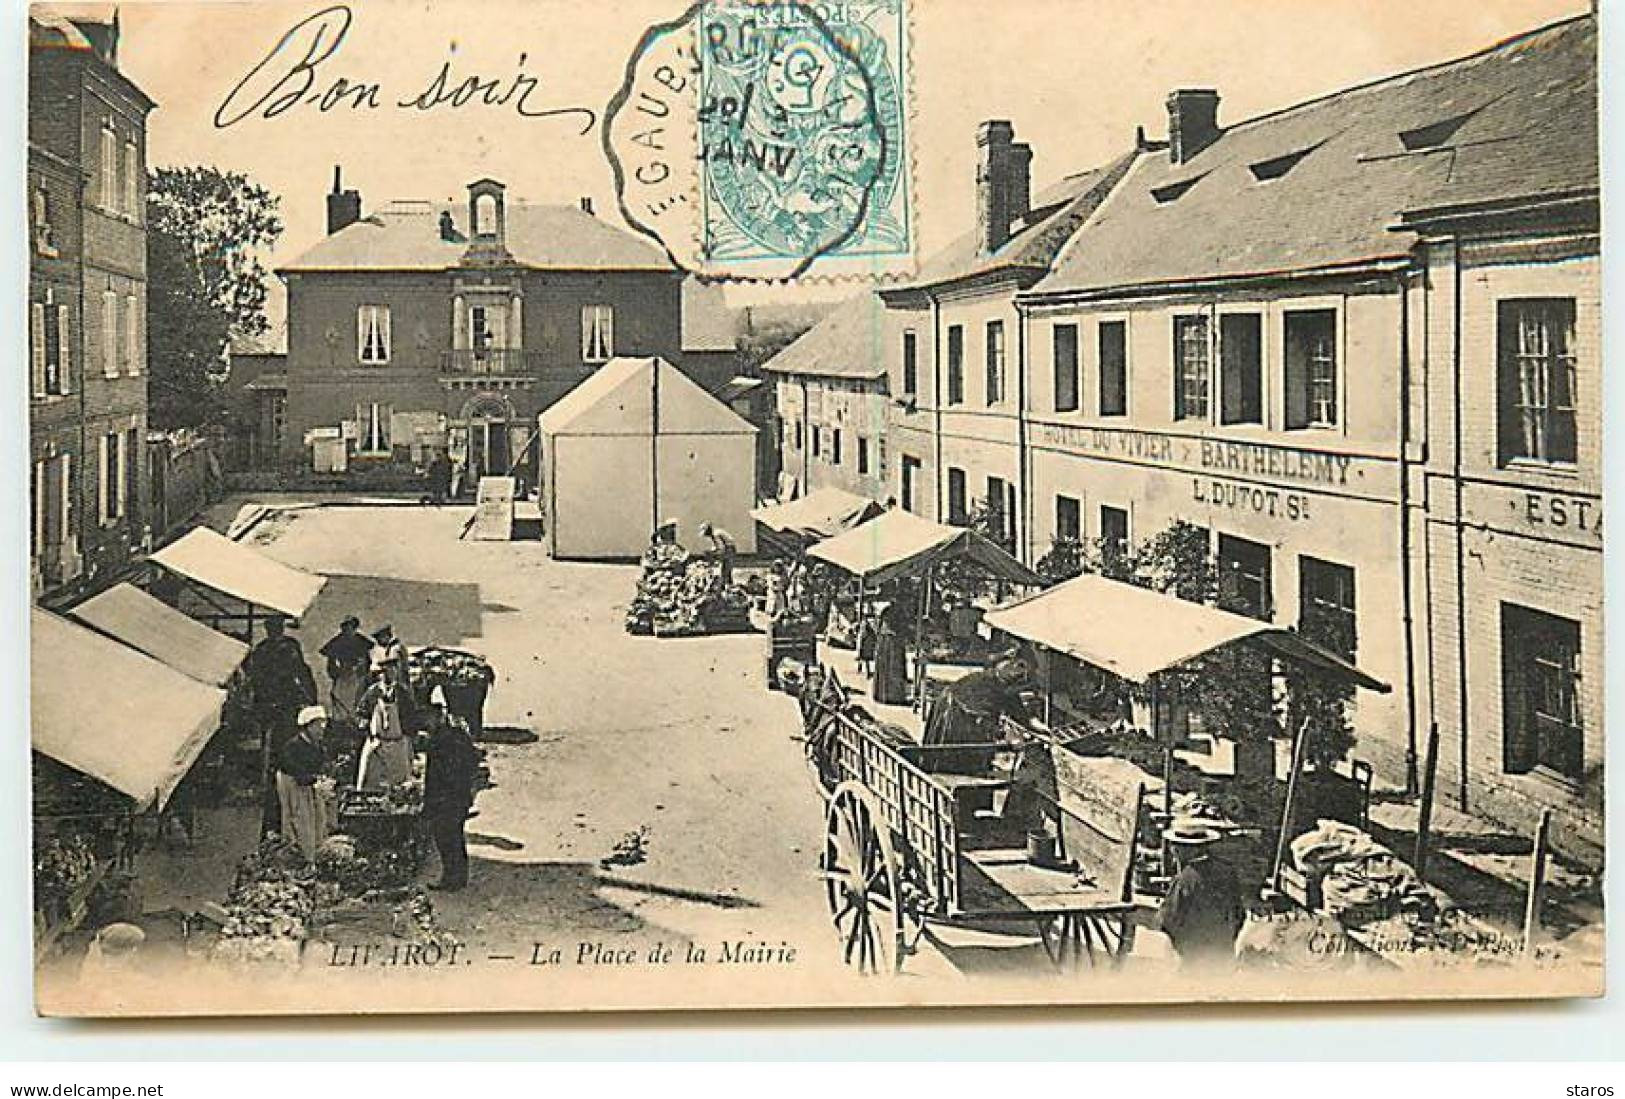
[605,0,912,281]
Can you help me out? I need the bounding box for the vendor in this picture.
[357,661,413,790]
[922,657,1035,748]
[698,521,737,586]
[276,706,331,859]
[1159,828,1245,969]
[319,616,372,732]
[871,598,912,706]
[248,615,317,834]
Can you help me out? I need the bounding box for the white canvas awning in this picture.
[983,574,1390,691]
[31,609,226,810]
[751,487,883,542]
[808,509,1042,588]
[71,583,249,687]
[149,527,326,620]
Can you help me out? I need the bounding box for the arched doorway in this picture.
[460,392,517,482]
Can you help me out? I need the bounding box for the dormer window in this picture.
[1151,174,1205,204]
[1248,144,1319,182]
[1398,110,1475,152]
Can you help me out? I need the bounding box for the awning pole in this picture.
[1272,714,1314,892]
[913,570,933,711]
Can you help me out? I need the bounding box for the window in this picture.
[1219,313,1263,425]
[1173,315,1210,421]
[1498,299,1577,466]
[1218,534,1272,621]
[357,305,391,364]
[124,294,140,376]
[985,476,1014,551]
[99,122,117,211]
[582,304,614,363]
[356,402,393,455]
[32,186,54,253]
[102,291,118,378]
[123,139,139,218]
[32,459,47,556]
[1099,505,1129,563]
[1098,320,1127,417]
[1300,557,1356,658]
[946,325,964,405]
[901,455,921,514]
[1285,309,1338,429]
[125,427,139,519]
[1052,324,1079,413]
[99,430,123,524]
[31,300,70,398]
[984,320,1006,405]
[901,330,918,398]
[1056,495,1081,542]
[946,468,968,526]
[794,420,803,451]
[1501,604,1583,781]
[831,428,843,466]
[811,425,822,459]
[857,436,870,476]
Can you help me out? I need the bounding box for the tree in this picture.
[146,166,282,429]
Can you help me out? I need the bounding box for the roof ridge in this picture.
[1208,12,1591,141]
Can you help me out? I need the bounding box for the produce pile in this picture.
[409,647,495,691]
[339,776,425,818]
[626,546,752,636]
[33,833,97,909]
[213,836,319,963]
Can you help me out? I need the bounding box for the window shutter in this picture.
[381,307,391,362]
[125,295,139,375]
[57,304,71,394]
[1495,304,1521,466]
[97,434,109,526]
[102,292,117,377]
[60,453,73,544]
[31,303,46,397]
[510,295,523,349]
[115,430,128,518]
[453,296,467,350]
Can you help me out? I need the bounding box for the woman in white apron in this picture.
[357,663,413,789]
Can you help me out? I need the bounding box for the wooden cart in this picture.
[803,680,1148,975]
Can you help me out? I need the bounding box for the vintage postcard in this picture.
[24,0,1601,1017]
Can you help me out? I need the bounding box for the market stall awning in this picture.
[71,583,249,687]
[31,609,226,810]
[751,487,884,542]
[808,509,1042,588]
[984,574,1391,692]
[149,527,326,620]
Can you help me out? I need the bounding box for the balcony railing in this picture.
[440,349,549,375]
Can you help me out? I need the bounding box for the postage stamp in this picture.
[606,0,914,281]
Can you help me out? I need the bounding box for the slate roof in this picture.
[1033,15,1596,297]
[278,199,673,273]
[681,280,740,352]
[893,151,1140,293]
[760,292,888,381]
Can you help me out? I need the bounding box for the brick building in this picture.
[269,174,687,487]
[28,12,154,602]
[764,293,893,504]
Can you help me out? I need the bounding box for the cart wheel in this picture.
[820,783,905,975]
[1039,913,1135,973]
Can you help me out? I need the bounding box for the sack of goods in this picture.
[1288,819,1435,927]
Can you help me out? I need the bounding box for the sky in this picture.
[38,0,1591,314]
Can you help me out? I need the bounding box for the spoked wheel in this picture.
[820,783,905,975]
[1038,912,1136,973]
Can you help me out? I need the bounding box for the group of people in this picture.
[649,518,739,583]
[244,614,478,892]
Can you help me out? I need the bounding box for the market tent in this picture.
[984,574,1390,691]
[71,583,249,687]
[149,526,326,621]
[808,508,1041,587]
[31,609,226,811]
[539,356,758,559]
[751,487,883,543]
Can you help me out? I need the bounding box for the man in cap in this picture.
[247,615,317,833]
[276,706,331,859]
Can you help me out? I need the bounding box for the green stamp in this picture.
[696,0,911,276]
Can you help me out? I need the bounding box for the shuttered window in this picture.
[125,295,140,375]
[102,291,119,377]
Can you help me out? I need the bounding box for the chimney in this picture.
[326,165,362,235]
[579,196,594,216]
[975,120,1030,256]
[1166,89,1221,165]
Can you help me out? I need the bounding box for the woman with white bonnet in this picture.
[276,706,331,858]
